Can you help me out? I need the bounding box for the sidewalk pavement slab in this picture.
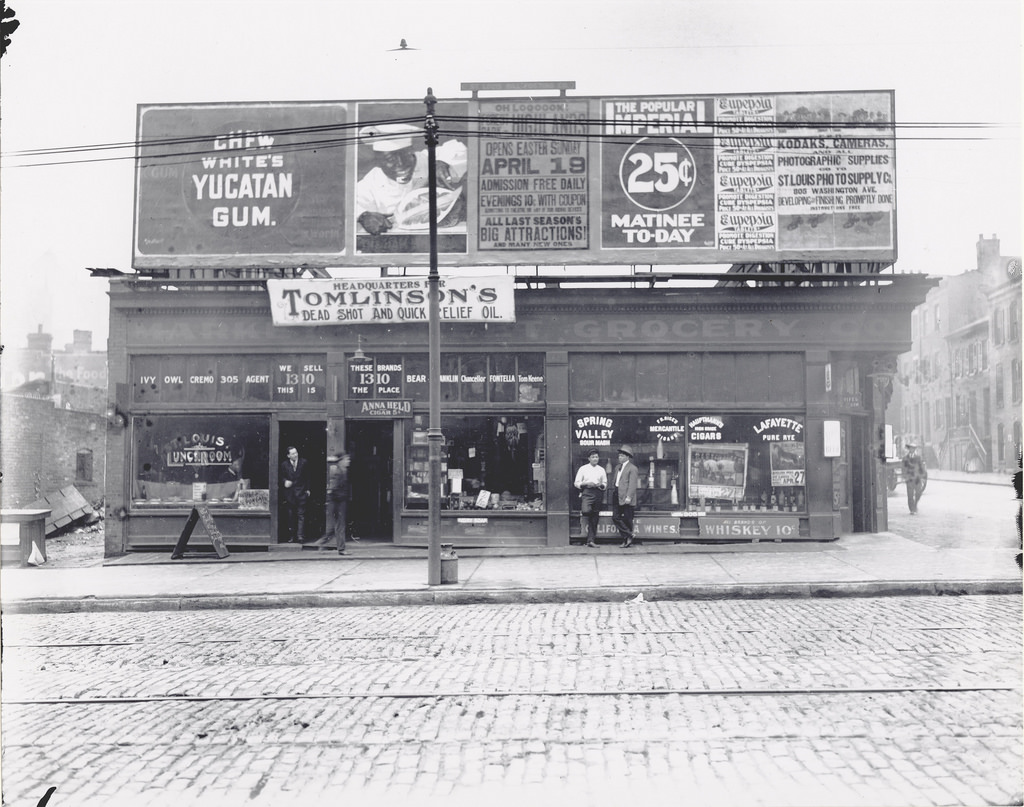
[1,532,1019,614]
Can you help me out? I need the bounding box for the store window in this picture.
[569,412,806,514]
[570,353,804,404]
[374,353,544,404]
[570,414,686,512]
[404,414,545,511]
[133,355,325,404]
[685,414,806,512]
[131,414,270,510]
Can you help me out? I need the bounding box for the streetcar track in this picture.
[4,625,1017,649]
[3,683,1017,706]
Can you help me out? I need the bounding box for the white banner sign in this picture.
[266,275,516,326]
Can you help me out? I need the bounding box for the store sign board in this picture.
[134,90,896,270]
[266,276,516,326]
[348,356,404,398]
[133,355,324,403]
[344,399,414,418]
[699,516,800,539]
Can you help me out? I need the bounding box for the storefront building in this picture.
[102,274,933,556]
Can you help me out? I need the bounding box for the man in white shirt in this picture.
[574,450,607,547]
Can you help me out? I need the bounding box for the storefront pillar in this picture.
[805,349,841,539]
[545,351,570,546]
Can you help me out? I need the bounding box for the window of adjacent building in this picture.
[934,304,941,333]
[997,423,1005,463]
[75,449,93,483]
[1012,358,1022,404]
[934,398,943,430]
[996,365,1005,409]
[1010,300,1021,343]
[404,415,545,511]
[922,402,931,441]
[993,307,1006,345]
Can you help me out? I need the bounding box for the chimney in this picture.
[71,330,93,353]
[25,325,53,354]
[976,234,1000,271]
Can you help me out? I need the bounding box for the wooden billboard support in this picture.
[170,504,229,560]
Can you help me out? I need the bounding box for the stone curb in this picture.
[3,579,1020,615]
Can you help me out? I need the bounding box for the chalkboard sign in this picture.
[170,505,230,559]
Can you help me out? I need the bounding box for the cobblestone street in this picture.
[2,595,1021,806]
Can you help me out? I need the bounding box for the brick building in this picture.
[887,235,1021,473]
[0,328,108,508]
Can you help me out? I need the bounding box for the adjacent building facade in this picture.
[888,235,1021,473]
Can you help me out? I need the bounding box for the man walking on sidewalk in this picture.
[902,441,928,514]
[316,452,351,553]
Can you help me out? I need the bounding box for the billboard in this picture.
[133,90,896,270]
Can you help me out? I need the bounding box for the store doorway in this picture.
[278,421,326,543]
[346,421,394,540]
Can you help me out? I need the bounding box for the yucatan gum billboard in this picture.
[132,90,896,271]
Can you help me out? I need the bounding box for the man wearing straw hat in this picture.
[612,445,640,548]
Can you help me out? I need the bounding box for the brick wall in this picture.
[1,393,107,508]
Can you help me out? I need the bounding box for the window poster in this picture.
[687,443,748,501]
[769,442,806,486]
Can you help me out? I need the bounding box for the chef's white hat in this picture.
[360,123,421,152]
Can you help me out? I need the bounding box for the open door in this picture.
[277,421,326,543]
[346,421,394,540]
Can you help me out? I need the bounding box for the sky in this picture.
[0,0,1020,349]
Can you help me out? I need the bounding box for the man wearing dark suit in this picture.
[279,446,310,543]
[612,445,640,547]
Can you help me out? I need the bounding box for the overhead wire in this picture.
[1,112,1014,169]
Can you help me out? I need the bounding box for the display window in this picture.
[570,413,686,511]
[405,414,545,511]
[685,413,806,512]
[131,414,271,510]
[570,411,807,514]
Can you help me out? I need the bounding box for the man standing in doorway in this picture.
[280,446,310,543]
[612,445,639,548]
[574,450,607,547]
[316,452,351,554]
[901,441,928,514]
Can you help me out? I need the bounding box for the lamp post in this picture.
[424,88,442,585]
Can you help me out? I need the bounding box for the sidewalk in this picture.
[927,468,1015,486]
[1,530,1020,614]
